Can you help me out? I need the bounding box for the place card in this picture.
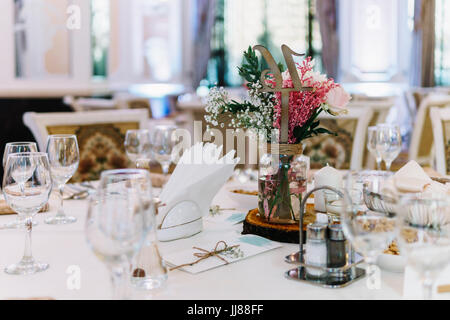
[163,234,282,274]
[204,212,247,225]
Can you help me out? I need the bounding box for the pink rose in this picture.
[325,86,351,115]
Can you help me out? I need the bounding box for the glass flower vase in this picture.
[258,152,307,224]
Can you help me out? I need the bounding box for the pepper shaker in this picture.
[327,224,346,268]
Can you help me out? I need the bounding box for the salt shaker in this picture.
[305,223,327,278]
[327,224,346,268]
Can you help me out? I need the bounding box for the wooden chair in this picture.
[23,109,149,182]
[303,106,374,170]
[430,106,450,175]
[409,93,450,166]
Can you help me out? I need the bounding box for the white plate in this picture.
[377,253,406,273]
[226,185,258,209]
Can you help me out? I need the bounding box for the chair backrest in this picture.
[430,106,450,175]
[409,93,450,166]
[347,97,396,169]
[64,95,118,112]
[23,109,149,182]
[303,106,374,170]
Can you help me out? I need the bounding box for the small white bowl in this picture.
[226,185,258,210]
[377,253,407,273]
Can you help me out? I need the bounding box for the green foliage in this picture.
[238,46,261,84]
[292,109,337,143]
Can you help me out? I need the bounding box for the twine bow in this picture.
[170,241,240,271]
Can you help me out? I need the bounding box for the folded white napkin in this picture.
[381,160,450,196]
[156,143,239,241]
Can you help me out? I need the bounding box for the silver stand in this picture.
[284,186,366,288]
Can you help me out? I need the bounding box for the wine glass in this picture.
[2,152,52,275]
[3,142,38,168]
[45,135,79,225]
[124,129,153,168]
[2,142,39,229]
[86,169,148,299]
[151,125,177,176]
[367,127,382,171]
[376,124,402,171]
[396,194,450,300]
[341,172,397,292]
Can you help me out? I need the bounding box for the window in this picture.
[91,0,110,78]
[207,0,321,87]
[435,0,450,85]
[14,0,72,79]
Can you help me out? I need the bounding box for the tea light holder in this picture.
[284,186,366,288]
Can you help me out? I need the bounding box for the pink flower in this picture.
[263,199,270,218]
[325,86,350,115]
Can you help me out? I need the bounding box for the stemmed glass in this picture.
[3,142,38,168]
[367,127,382,170]
[341,172,397,292]
[2,152,52,274]
[376,124,402,171]
[86,169,149,299]
[45,135,79,225]
[124,129,153,168]
[151,125,177,177]
[2,142,39,229]
[396,194,450,300]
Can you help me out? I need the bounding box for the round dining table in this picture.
[0,180,405,300]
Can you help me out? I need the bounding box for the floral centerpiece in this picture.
[205,46,350,224]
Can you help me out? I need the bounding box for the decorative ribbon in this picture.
[266,143,303,156]
[169,241,240,271]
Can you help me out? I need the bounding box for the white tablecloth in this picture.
[0,181,406,300]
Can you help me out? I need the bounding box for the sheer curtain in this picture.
[410,0,436,87]
[316,0,339,80]
[192,0,216,89]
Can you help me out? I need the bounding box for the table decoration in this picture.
[205,44,350,225]
[314,164,342,212]
[242,204,317,244]
[157,143,239,241]
[163,234,281,274]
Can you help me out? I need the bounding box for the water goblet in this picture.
[2,142,39,229]
[86,169,149,299]
[367,127,382,170]
[341,172,397,293]
[151,125,177,177]
[396,194,450,300]
[2,152,52,275]
[124,129,153,168]
[376,124,402,171]
[45,134,79,225]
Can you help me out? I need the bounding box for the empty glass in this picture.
[341,172,397,292]
[3,142,38,168]
[45,135,80,225]
[2,142,38,229]
[367,127,382,170]
[86,169,149,299]
[2,152,52,275]
[151,125,177,176]
[376,124,402,171]
[396,195,450,300]
[124,129,153,168]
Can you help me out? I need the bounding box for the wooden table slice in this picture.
[242,203,317,244]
